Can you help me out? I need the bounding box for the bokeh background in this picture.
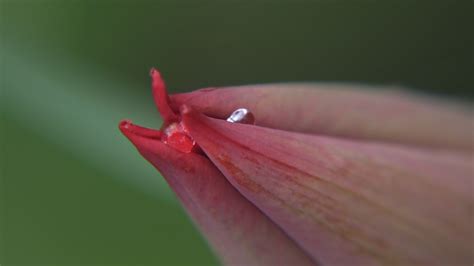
[1,0,472,265]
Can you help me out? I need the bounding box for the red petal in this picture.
[118,120,315,266]
[150,68,179,122]
[173,84,473,150]
[182,110,473,265]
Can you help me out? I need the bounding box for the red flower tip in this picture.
[119,119,132,130]
[119,119,162,140]
[120,70,199,154]
[150,67,179,123]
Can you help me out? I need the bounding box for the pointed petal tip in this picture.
[118,120,179,176]
[118,119,132,130]
[118,119,134,140]
[149,67,161,78]
[150,67,179,122]
[118,119,162,142]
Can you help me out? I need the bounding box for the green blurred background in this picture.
[1,0,472,265]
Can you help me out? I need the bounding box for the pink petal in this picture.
[119,121,315,266]
[172,84,473,150]
[182,109,473,265]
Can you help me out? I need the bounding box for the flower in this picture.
[120,69,473,265]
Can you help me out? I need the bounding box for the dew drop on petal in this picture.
[226,108,255,124]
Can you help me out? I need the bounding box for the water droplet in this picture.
[226,108,255,124]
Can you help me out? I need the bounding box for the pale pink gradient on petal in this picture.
[182,110,473,265]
